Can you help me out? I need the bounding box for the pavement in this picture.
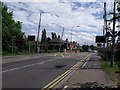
[55,53,112,89]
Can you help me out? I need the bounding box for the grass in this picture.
[102,61,119,75]
[101,60,120,88]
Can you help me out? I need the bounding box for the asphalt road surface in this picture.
[2,52,91,88]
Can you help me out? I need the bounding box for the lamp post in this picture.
[71,26,80,42]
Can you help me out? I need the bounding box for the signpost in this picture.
[28,35,35,53]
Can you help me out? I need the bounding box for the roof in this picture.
[50,38,64,43]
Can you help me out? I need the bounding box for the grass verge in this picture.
[101,60,120,88]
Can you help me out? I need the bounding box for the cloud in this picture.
[13,10,34,25]
[3,1,114,45]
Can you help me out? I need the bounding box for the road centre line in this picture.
[1,57,65,73]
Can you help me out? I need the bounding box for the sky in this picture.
[2,0,115,45]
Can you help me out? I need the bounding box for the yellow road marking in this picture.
[42,54,92,89]
[43,62,79,89]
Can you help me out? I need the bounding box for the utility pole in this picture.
[61,28,64,40]
[36,13,42,53]
[103,2,108,65]
[103,2,107,37]
[111,2,116,67]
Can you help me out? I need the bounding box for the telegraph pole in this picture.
[103,2,108,65]
[103,2,107,48]
[111,2,116,67]
[36,13,42,53]
[103,2,107,37]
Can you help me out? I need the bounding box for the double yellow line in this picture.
[42,54,92,89]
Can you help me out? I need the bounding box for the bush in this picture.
[115,50,120,61]
[47,50,58,53]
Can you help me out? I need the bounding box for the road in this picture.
[2,52,91,88]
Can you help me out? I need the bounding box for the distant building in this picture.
[49,38,81,52]
[49,37,64,51]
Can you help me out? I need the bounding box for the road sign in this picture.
[95,36,106,43]
[28,35,35,41]
[97,43,102,46]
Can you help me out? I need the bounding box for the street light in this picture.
[71,26,80,42]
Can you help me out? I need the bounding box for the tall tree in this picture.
[41,29,47,44]
[51,32,57,40]
[82,45,89,52]
[2,3,25,53]
[47,37,51,43]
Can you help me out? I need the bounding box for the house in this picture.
[49,37,81,52]
[49,37,64,51]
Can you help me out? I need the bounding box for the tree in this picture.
[90,45,95,50]
[82,45,89,52]
[117,2,120,12]
[116,2,120,20]
[41,29,47,44]
[2,3,25,53]
[47,37,51,43]
[58,35,60,38]
[51,32,57,40]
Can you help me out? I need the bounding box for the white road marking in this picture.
[63,85,68,89]
[1,57,64,73]
[82,61,87,67]
[82,55,91,67]
[60,53,64,57]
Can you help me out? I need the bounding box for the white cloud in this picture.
[31,29,36,32]
[4,1,113,45]
[12,10,34,26]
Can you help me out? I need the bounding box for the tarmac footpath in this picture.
[55,53,112,89]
